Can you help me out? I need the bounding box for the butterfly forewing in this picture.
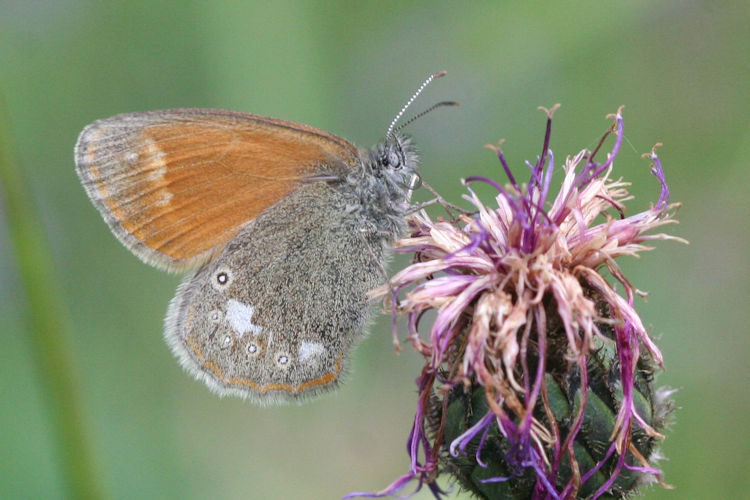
[75,108,359,270]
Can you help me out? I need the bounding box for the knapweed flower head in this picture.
[354,106,683,500]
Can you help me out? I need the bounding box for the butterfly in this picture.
[75,71,450,405]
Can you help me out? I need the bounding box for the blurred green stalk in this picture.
[0,102,105,499]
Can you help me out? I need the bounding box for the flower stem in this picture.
[0,100,105,499]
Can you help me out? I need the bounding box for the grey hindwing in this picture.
[164,182,385,402]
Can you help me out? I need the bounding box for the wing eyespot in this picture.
[212,266,234,290]
[219,334,233,350]
[208,310,223,322]
[275,353,291,368]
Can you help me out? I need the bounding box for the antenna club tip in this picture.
[433,70,448,78]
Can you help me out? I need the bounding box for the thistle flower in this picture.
[352,106,683,499]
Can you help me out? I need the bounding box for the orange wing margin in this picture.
[75,108,360,271]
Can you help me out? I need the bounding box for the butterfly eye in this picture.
[378,150,402,170]
[387,151,402,169]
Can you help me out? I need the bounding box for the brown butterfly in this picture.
[75,72,449,404]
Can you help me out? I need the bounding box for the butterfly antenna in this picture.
[394,101,459,134]
[386,70,447,139]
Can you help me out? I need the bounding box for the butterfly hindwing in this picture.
[164,182,384,403]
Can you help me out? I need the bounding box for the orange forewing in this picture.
[75,109,359,270]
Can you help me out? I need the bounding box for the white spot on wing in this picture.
[225,299,263,337]
[144,139,167,181]
[298,342,326,363]
[156,191,173,206]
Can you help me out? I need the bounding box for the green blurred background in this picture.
[1,1,747,499]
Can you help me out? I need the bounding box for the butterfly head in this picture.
[370,132,419,179]
[365,70,455,201]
